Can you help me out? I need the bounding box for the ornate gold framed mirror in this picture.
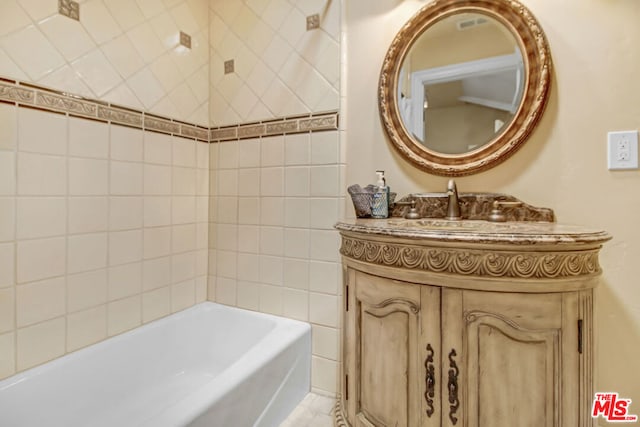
[379,0,552,176]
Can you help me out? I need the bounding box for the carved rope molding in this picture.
[340,237,601,279]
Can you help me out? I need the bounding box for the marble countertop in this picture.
[335,218,612,246]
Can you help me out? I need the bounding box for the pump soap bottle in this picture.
[371,171,389,218]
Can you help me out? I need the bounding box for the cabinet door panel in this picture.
[468,313,560,427]
[353,271,423,427]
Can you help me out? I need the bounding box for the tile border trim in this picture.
[209,111,339,142]
[0,76,339,143]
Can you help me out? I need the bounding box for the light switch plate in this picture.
[607,130,638,170]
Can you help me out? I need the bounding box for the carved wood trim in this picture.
[334,394,351,427]
[340,237,601,279]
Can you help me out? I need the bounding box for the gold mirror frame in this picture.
[379,0,552,176]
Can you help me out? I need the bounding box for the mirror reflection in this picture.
[397,13,524,155]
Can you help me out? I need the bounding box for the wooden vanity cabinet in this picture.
[341,268,588,427]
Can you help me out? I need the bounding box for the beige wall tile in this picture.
[196,142,209,169]
[238,168,260,197]
[0,287,15,333]
[172,167,196,195]
[218,141,239,169]
[311,131,339,165]
[16,197,66,239]
[110,161,143,195]
[237,281,260,310]
[109,197,143,230]
[309,292,338,328]
[215,277,237,306]
[173,138,196,168]
[309,198,339,230]
[283,288,308,321]
[0,152,16,196]
[284,198,310,228]
[172,223,196,254]
[17,152,66,196]
[143,196,172,227]
[285,133,310,166]
[308,230,339,262]
[66,305,107,352]
[217,196,238,224]
[237,253,259,282]
[143,226,171,259]
[68,158,109,196]
[195,276,207,302]
[216,224,237,251]
[260,226,283,256]
[0,103,17,151]
[67,269,108,313]
[16,277,65,327]
[260,197,284,226]
[284,167,310,197]
[142,256,171,291]
[283,228,309,259]
[68,197,108,234]
[16,237,66,284]
[309,261,339,295]
[260,168,284,196]
[69,117,109,159]
[18,108,66,155]
[259,284,283,315]
[259,255,283,286]
[311,356,337,394]
[0,243,15,288]
[309,166,339,197]
[144,164,172,195]
[17,317,65,371]
[171,279,195,312]
[0,198,15,242]
[312,325,338,361]
[283,258,309,290]
[109,230,142,266]
[67,233,108,274]
[144,132,172,165]
[172,251,196,283]
[142,286,170,323]
[108,262,142,301]
[171,196,196,224]
[261,136,285,167]
[110,125,143,162]
[107,295,141,336]
[0,332,15,380]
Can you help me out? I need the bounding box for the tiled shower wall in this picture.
[206,0,344,396]
[0,102,209,380]
[0,0,209,126]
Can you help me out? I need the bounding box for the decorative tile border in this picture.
[0,76,339,143]
[0,78,209,142]
[209,111,339,142]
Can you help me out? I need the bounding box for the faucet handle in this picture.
[395,198,421,219]
[488,201,522,222]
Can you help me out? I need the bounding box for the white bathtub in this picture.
[0,302,311,427]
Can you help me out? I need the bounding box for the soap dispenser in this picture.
[371,171,389,218]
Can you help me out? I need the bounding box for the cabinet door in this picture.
[345,270,429,427]
[441,289,579,427]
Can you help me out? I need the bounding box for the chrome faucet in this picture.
[445,179,462,220]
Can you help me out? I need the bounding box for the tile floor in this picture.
[279,393,335,427]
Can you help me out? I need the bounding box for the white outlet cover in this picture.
[608,130,639,170]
